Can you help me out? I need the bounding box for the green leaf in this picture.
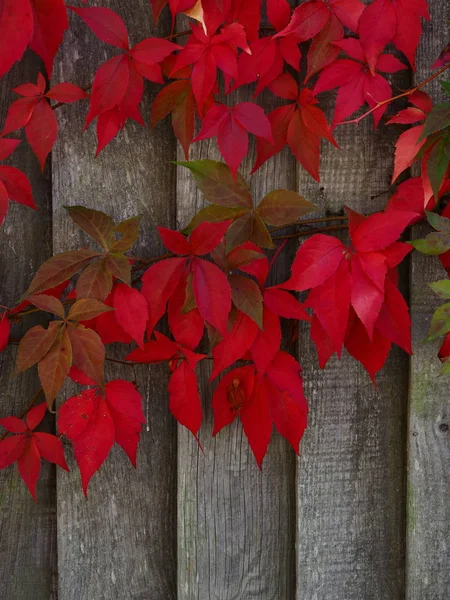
[65,206,114,250]
[425,302,450,341]
[410,232,450,255]
[182,205,249,234]
[110,215,142,252]
[427,139,449,198]
[176,160,253,208]
[425,210,450,231]
[440,357,450,374]
[256,189,317,226]
[440,81,450,96]
[430,279,450,299]
[229,275,263,328]
[420,103,450,140]
[23,249,101,298]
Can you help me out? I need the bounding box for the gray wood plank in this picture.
[407,2,450,598]
[295,13,411,597]
[52,2,177,598]
[176,86,298,597]
[0,56,56,599]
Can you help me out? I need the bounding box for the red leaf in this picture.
[105,379,145,425]
[34,431,69,471]
[168,361,202,437]
[141,257,187,335]
[0,436,27,470]
[0,138,21,160]
[17,438,41,501]
[192,257,231,336]
[282,234,346,291]
[345,313,391,383]
[190,220,230,255]
[26,402,47,430]
[46,83,89,103]
[250,307,281,372]
[2,97,37,135]
[211,311,259,379]
[112,284,148,348]
[274,1,330,42]
[212,365,255,433]
[0,312,10,352]
[310,313,336,368]
[307,258,351,354]
[168,274,204,350]
[327,0,364,31]
[69,6,129,50]
[85,55,130,127]
[126,331,179,364]
[350,255,384,339]
[0,416,27,433]
[391,125,427,183]
[263,288,310,321]
[25,98,58,171]
[0,165,36,225]
[267,0,291,31]
[351,210,414,252]
[359,0,396,75]
[240,374,272,467]
[376,279,411,354]
[0,0,33,79]
[29,0,69,77]
[158,227,191,254]
[267,378,307,454]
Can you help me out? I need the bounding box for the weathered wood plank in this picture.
[296,28,410,600]
[407,3,450,598]
[176,88,298,597]
[52,3,177,598]
[0,56,56,599]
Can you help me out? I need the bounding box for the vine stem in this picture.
[0,387,43,441]
[273,224,348,240]
[335,63,450,127]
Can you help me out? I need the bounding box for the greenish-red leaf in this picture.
[105,254,131,285]
[430,279,450,299]
[110,215,142,252]
[65,206,114,250]
[28,294,65,318]
[182,205,249,235]
[256,189,317,226]
[16,321,62,373]
[177,160,253,208]
[67,324,105,388]
[229,275,263,328]
[228,249,265,269]
[440,358,450,374]
[225,212,255,253]
[38,327,72,409]
[67,298,113,322]
[250,214,275,250]
[420,103,450,140]
[410,232,450,255]
[425,302,450,341]
[426,210,450,232]
[76,258,113,300]
[427,139,449,198]
[24,250,100,298]
[441,81,450,96]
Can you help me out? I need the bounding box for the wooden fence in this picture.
[0,1,449,598]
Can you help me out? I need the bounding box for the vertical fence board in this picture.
[0,56,55,599]
[295,54,410,599]
[52,3,177,598]
[407,3,450,598]
[176,89,298,597]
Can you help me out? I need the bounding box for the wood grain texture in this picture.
[52,3,177,598]
[407,3,450,598]
[176,77,298,597]
[295,3,410,595]
[0,55,56,599]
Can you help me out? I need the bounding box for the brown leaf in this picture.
[28,294,65,318]
[16,321,62,373]
[24,249,100,298]
[229,275,263,328]
[67,324,105,387]
[65,206,114,250]
[182,273,197,313]
[67,298,114,322]
[105,254,131,285]
[76,258,113,300]
[256,189,317,226]
[110,215,142,253]
[177,160,253,208]
[38,327,72,408]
